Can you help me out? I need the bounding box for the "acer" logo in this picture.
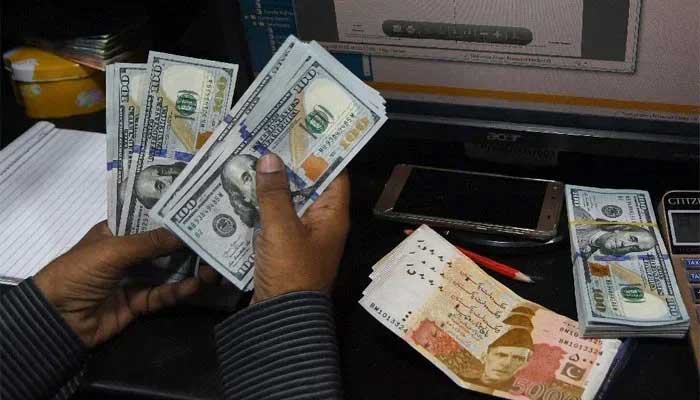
[487,132,521,142]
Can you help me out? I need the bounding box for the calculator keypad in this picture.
[682,257,700,306]
[688,271,700,284]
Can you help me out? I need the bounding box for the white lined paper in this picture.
[0,121,54,176]
[0,122,107,284]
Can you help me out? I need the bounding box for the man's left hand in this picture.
[34,222,200,348]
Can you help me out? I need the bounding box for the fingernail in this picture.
[258,153,283,173]
[252,221,262,239]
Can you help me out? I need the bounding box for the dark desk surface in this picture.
[3,111,699,400]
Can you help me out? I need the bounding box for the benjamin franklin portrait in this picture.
[134,162,187,209]
[573,206,656,259]
[221,154,259,228]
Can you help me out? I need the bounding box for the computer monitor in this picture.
[239,0,699,161]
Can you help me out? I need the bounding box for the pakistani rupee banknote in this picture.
[118,52,238,236]
[106,63,146,234]
[361,225,626,400]
[150,36,386,289]
[566,185,689,337]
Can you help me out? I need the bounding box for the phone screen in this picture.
[393,168,547,229]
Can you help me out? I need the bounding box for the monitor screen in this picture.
[240,0,699,137]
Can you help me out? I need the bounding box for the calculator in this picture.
[657,191,700,370]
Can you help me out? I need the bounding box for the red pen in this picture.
[403,229,534,283]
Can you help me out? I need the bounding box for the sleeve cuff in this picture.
[214,291,343,400]
[1,279,86,400]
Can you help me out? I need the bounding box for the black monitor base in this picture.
[438,228,565,255]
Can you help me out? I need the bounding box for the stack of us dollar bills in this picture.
[566,185,690,338]
[360,225,630,400]
[108,35,387,290]
[106,50,239,283]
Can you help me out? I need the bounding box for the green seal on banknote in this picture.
[305,105,332,135]
[176,90,198,116]
[620,286,645,303]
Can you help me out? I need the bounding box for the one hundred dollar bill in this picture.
[566,185,689,336]
[106,63,146,234]
[360,225,624,400]
[152,36,386,288]
[118,52,238,235]
[106,65,117,233]
[150,36,304,221]
[151,37,384,222]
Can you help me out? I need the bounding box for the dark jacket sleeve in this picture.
[214,291,343,400]
[0,279,86,400]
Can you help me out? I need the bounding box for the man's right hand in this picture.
[251,153,350,304]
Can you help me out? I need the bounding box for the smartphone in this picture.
[374,165,564,240]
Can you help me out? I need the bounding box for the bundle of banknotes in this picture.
[566,185,690,338]
[106,51,239,283]
[361,225,630,400]
[107,35,386,289]
[25,19,146,70]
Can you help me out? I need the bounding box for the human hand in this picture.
[251,153,351,304]
[34,222,200,348]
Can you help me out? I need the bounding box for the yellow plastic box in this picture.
[3,47,105,118]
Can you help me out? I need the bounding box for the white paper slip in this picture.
[0,122,107,284]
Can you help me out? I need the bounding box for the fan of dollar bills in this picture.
[106,36,387,289]
[106,52,239,284]
[566,185,690,338]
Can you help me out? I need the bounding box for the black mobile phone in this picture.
[374,164,564,240]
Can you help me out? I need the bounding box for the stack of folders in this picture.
[24,18,148,70]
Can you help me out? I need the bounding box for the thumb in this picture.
[255,153,300,232]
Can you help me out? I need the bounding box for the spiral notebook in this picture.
[0,122,107,284]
